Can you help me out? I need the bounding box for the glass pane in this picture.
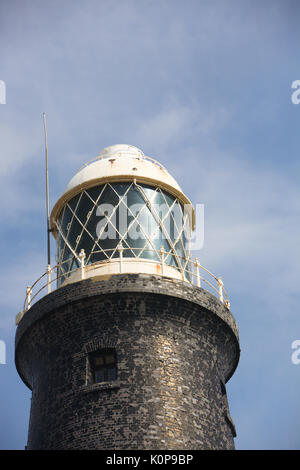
[94,368,105,383]
[77,230,95,258]
[126,220,149,257]
[75,191,95,226]
[126,186,145,208]
[117,200,130,238]
[165,251,179,269]
[69,257,80,273]
[137,184,157,202]
[107,366,117,381]
[111,182,131,197]
[135,205,157,240]
[86,185,104,204]
[60,205,73,235]
[171,203,184,240]
[58,233,65,254]
[121,243,137,259]
[98,184,119,206]
[94,220,119,257]
[57,246,73,286]
[68,193,81,213]
[139,241,160,261]
[151,191,170,219]
[90,250,108,263]
[181,223,189,248]
[152,229,172,253]
[160,189,175,208]
[85,206,100,240]
[93,356,104,366]
[105,354,115,364]
[68,218,82,250]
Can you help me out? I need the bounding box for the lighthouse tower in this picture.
[15,144,240,450]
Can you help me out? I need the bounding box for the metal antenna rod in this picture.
[43,112,51,267]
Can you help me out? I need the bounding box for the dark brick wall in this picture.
[15,274,240,450]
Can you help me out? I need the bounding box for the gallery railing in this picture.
[16,245,230,325]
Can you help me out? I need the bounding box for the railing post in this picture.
[26,286,32,311]
[194,258,201,288]
[47,264,52,294]
[117,242,124,273]
[79,249,86,280]
[217,277,224,303]
[160,246,165,275]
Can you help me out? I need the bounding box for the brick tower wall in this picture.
[15,274,240,450]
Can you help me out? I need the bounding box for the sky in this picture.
[0,0,300,450]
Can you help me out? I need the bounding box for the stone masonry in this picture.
[15,274,240,450]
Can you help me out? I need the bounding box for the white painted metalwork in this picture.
[160,246,165,275]
[117,242,124,273]
[47,264,51,294]
[16,247,230,325]
[218,277,224,304]
[79,249,86,280]
[194,258,201,288]
[26,286,32,310]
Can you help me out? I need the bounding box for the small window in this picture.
[89,348,117,383]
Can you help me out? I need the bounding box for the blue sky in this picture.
[0,0,300,449]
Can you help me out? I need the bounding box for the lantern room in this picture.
[50,145,195,286]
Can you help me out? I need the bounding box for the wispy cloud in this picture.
[0,0,299,450]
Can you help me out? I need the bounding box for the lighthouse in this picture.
[15,144,240,450]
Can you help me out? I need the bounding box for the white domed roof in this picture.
[51,144,195,232]
[98,144,145,159]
